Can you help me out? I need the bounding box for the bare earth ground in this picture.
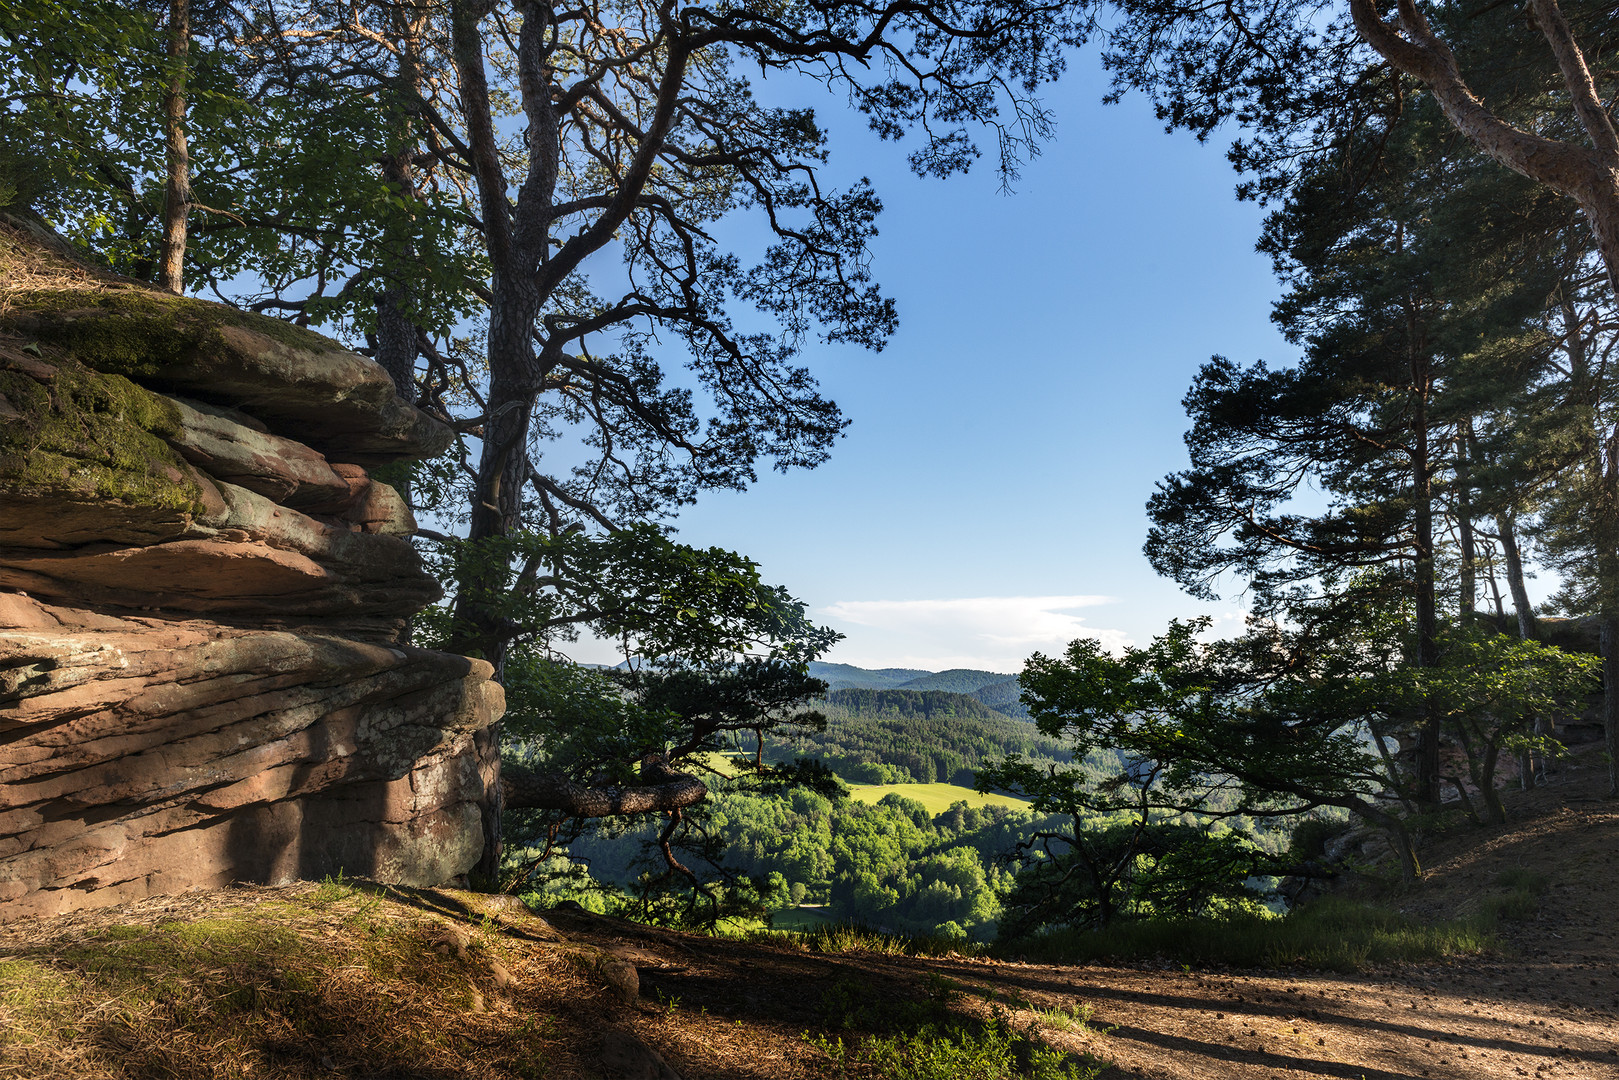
[2,757,1617,1080]
[535,753,1619,1080]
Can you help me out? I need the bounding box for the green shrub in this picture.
[1477,868,1549,924]
[809,979,1104,1080]
[1287,818,1349,862]
[1000,897,1491,972]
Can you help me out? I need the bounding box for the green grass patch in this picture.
[807,977,1104,1080]
[730,920,990,958]
[1001,897,1493,972]
[771,904,839,932]
[844,781,1030,814]
[1476,868,1549,924]
[1033,1001,1111,1036]
[0,959,80,1052]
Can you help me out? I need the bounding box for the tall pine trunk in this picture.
[156,0,190,294]
[1499,511,1544,789]
[1598,617,1619,799]
[447,0,562,882]
[1497,513,1537,641]
[374,5,425,408]
[1456,421,1477,619]
[1407,291,1441,811]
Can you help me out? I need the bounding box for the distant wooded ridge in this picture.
[806,662,1026,718]
[754,665,1061,786]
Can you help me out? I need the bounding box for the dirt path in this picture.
[545,755,1619,1080]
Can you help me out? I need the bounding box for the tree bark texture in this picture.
[1455,422,1476,618]
[1497,513,1537,641]
[500,757,707,817]
[374,10,426,408]
[1409,302,1441,810]
[157,0,190,294]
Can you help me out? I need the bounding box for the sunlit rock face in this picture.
[0,221,503,920]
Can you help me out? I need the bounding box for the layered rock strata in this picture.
[0,240,503,920]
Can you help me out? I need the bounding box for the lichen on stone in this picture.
[0,357,204,514]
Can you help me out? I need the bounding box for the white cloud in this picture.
[817,595,1132,672]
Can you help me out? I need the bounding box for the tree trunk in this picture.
[1445,775,1480,825]
[1456,421,1477,619]
[1478,739,1507,825]
[447,0,563,883]
[375,2,426,409]
[1410,307,1441,810]
[1371,806,1421,881]
[1497,513,1537,641]
[502,757,707,816]
[156,0,190,294]
[1349,0,1619,301]
[1482,552,1507,622]
[1603,616,1619,799]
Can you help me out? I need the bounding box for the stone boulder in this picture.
[0,223,502,921]
[1,287,451,465]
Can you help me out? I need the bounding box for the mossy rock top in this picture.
[0,345,211,541]
[2,288,450,466]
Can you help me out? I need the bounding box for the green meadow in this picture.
[843,781,1030,814]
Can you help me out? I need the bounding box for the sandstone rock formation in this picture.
[0,218,504,920]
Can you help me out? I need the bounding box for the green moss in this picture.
[58,919,308,997]
[2,287,348,378]
[0,958,82,1048]
[0,359,204,514]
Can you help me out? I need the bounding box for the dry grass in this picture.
[0,881,574,1080]
[0,213,137,314]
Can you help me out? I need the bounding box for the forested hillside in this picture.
[768,687,1067,785]
[969,677,1029,717]
[807,662,1030,717]
[554,788,1063,939]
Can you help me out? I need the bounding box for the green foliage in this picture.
[808,979,1104,1080]
[808,663,937,691]
[979,616,1396,931]
[1477,868,1549,924]
[421,524,836,667]
[1418,628,1597,732]
[1008,897,1491,972]
[0,0,484,316]
[772,688,1068,786]
[984,599,1592,915]
[825,689,1008,721]
[529,786,1062,941]
[846,783,1030,815]
[809,1020,1099,1080]
[1285,817,1349,863]
[889,669,1016,695]
[997,821,1277,937]
[0,0,181,256]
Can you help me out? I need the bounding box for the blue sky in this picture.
[571,56,1299,672]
